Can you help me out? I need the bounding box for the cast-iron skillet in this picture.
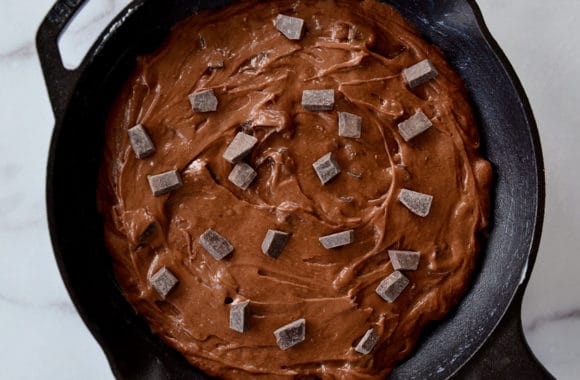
[37,0,553,378]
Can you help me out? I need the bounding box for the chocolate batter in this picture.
[98,0,492,378]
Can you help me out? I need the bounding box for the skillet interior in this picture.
[44,0,543,378]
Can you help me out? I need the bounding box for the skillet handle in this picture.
[454,286,555,379]
[36,0,88,118]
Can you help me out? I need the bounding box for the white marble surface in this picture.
[0,0,578,378]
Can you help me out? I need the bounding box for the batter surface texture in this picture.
[98,0,492,378]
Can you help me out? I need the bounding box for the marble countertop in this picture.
[1,0,578,378]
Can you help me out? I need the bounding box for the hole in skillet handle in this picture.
[36,0,89,118]
[58,0,132,70]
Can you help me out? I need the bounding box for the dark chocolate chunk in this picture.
[338,112,362,138]
[402,59,438,88]
[189,89,218,112]
[275,14,305,40]
[319,230,354,249]
[274,318,306,350]
[200,228,234,260]
[147,170,183,196]
[228,162,257,190]
[355,328,379,355]
[313,152,341,184]
[375,271,409,302]
[223,132,258,163]
[128,124,155,159]
[398,188,433,217]
[230,300,250,333]
[150,267,178,299]
[397,111,432,141]
[302,89,335,111]
[261,229,291,259]
[388,250,420,271]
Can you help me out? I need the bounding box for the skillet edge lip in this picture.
[42,1,152,378]
[442,0,546,378]
[41,0,546,378]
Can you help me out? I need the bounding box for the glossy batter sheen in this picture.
[98,0,492,378]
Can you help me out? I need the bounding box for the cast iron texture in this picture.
[37,0,552,379]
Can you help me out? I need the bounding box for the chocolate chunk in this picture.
[398,188,433,217]
[223,132,258,163]
[275,14,305,40]
[128,124,155,159]
[228,162,257,190]
[355,328,379,355]
[150,267,178,299]
[402,59,438,88]
[388,250,420,271]
[302,89,335,111]
[338,112,362,138]
[200,228,234,260]
[274,318,306,350]
[397,111,432,141]
[313,152,341,184]
[261,229,291,259]
[189,89,218,112]
[230,300,250,333]
[376,271,410,302]
[147,170,183,196]
[319,230,354,249]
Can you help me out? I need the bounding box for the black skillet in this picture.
[37,0,552,378]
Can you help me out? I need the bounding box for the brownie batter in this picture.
[98,0,492,378]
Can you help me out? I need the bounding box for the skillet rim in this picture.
[40,0,546,378]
